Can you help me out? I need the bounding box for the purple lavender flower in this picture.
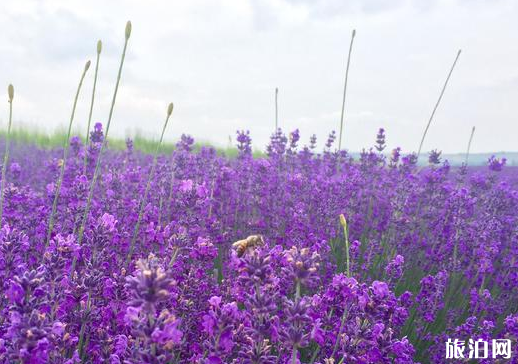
[125,138,134,154]
[309,134,317,150]
[70,136,82,156]
[282,246,320,291]
[236,130,252,158]
[325,131,336,149]
[428,149,442,165]
[125,254,173,311]
[9,162,21,178]
[488,155,507,171]
[176,134,195,152]
[390,147,401,166]
[385,255,405,280]
[289,129,300,152]
[375,128,386,152]
[90,122,104,144]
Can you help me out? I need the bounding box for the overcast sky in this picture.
[0,0,517,153]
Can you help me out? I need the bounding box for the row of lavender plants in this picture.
[0,122,517,363]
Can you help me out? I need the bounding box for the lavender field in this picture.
[0,120,517,363]
[1,16,517,364]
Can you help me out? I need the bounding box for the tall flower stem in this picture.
[416,49,461,161]
[331,215,352,360]
[45,61,90,247]
[291,347,298,364]
[331,308,349,360]
[464,126,475,165]
[167,164,176,222]
[338,29,356,151]
[339,214,350,277]
[0,84,15,225]
[275,87,279,131]
[73,21,132,273]
[77,290,92,359]
[126,103,174,266]
[84,40,102,174]
[291,280,302,364]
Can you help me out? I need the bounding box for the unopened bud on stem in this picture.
[125,21,132,39]
[97,40,102,54]
[352,29,356,37]
[167,102,174,116]
[8,84,14,102]
[85,60,91,71]
[339,214,347,229]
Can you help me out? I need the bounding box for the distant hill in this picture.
[442,152,518,166]
[348,151,518,167]
[427,152,518,166]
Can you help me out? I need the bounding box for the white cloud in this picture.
[0,0,517,153]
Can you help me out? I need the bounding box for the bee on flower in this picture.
[232,235,265,257]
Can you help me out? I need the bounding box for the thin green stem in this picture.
[167,164,176,222]
[344,225,350,277]
[416,49,461,161]
[309,346,320,364]
[46,62,90,248]
[291,346,298,364]
[72,22,132,274]
[126,104,174,266]
[464,126,475,166]
[339,214,350,277]
[84,41,102,174]
[77,290,92,358]
[275,87,279,130]
[291,280,301,364]
[338,29,356,151]
[207,168,216,219]
[331,307,349,359]
[0,85,14,225]
[295,280,301,301]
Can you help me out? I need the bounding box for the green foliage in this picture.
[0,126,265,158]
